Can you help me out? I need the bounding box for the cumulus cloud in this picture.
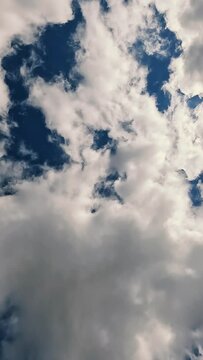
[0,0,73,113]
[0,0,72,51]
[1,1,203,360]
[151,0,203,94]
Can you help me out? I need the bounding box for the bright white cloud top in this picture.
[0,1,203,359]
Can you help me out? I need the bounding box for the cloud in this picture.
[0,167,187,360]
[0,0,72,52]
[151,0,203,94]
[1,1,203,360]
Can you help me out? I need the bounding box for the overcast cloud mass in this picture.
[1,0,203,359]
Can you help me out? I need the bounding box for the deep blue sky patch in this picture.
[0,0,85,191]
[4,104,69,176]
[133,6,182,112]
[94,171,124,203]
[2,0,84,93]
[1,42,31,104]
[189,173,203,207]
[100,0,110,13]
[187,95,203,109]
[91,129,117,155]
[30,1,84,89]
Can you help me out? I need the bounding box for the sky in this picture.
[1,0,203,359]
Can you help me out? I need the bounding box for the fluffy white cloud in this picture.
[152,0,203,94]
[1,1,203,360]
[0,0,72,51]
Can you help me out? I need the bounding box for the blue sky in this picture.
[1,1,203,359]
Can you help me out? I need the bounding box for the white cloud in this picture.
[0,0,72,52]
[1,1,203,360]
[153,0,203,95]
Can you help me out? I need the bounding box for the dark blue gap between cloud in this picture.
[30,0,84,89]
[1,0,84,102]
[4,104,70,175]
[179,169,203,207]
[189,173,203,207]
[133,6,182,112]
[187,95,203,109]
[100,0,110,12]
[0,0,84,193]
[91,129,117,155]
[93,171,125,204]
